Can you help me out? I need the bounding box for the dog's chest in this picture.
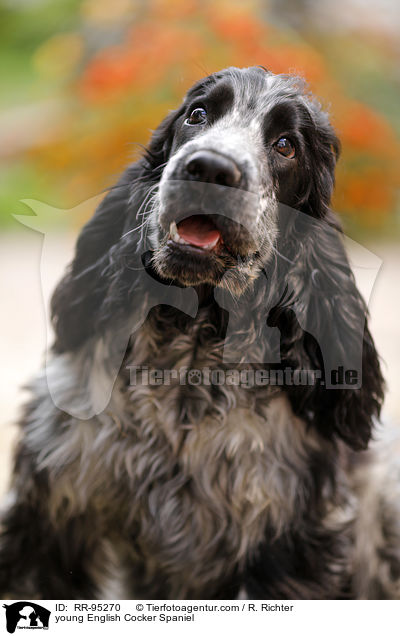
[97,326,315,594]
[114,375,314,595]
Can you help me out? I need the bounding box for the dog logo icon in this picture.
[3,603,50,633]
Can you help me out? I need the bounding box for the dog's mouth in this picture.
[153,208,261,289]
[168,215,224,252]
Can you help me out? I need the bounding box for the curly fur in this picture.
[1,66,398,600]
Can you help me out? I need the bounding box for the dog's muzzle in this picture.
[158,150,261,257]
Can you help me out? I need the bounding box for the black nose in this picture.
[185,151,242,187]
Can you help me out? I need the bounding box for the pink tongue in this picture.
[177,215,221,247]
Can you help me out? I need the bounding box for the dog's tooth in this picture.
[169,220,189,245]
[169,221,180,242]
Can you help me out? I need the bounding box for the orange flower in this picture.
[79,46,142,101]
[208,10,265,46]
[338,102,398,157]
[334,164,396,226]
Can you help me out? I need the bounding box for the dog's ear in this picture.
[142,100,188,175]
[273,212,384,451]
[297,102,341,220]
[272,99,383,450]
[51,103,187,353]
[50,170,133,353]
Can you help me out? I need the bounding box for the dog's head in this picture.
[51,66,383,450]
[146,66,339,291]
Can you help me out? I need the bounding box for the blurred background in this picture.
[0,0,399,494]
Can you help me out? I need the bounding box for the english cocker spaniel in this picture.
[1,66,399,600]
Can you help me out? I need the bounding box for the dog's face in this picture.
[149,66,339,292]
[50,66,383,450]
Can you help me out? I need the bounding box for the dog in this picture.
[1,65,399,600]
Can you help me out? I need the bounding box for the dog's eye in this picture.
[186,107,207,126]
[274,137,295,158]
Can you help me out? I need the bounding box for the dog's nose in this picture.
[185,151,241,187]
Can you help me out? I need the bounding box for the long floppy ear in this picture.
[296,101,341,219]
[272,211,384,451]
[51,103,187,353]
[268,96,384,450]
[50,168,134,353]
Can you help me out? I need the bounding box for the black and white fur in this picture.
[1,66,399,600]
